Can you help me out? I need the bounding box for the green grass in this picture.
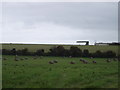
[0,55,2,89]
[2,44,119,54]
[2,55,119,88]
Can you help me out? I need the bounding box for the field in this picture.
[2,55,119,88]
[2,44,119,54]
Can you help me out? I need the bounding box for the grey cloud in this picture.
[2,2,118,44]
[2,2,117,30]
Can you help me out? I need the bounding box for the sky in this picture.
[1,2,118,45]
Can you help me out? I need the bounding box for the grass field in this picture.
[2,44,119,54]
[2,55,119,88]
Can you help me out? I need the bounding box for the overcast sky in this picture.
[1,2,118,45]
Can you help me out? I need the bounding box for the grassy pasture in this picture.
[2,55,119,88]
[2,44,119,54]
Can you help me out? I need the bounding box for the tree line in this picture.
[1,46,117,58]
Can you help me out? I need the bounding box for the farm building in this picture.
[94,42,120,45]
[76,41,89,45]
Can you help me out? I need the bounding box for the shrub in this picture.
[49,46,66,56]
[35,49,44,56]
[16,48,29,55]
[82,49,89,57]
[69,46,82,57]
[104,51,116,58]
[2,49,11,55]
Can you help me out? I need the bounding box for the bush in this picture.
[49,46,66,56]
[35,49,44,56]
[64,49,70,57]
[69,46,82,57]
[94,50,103,58]
[49,46,57,56]
[11,48,17,55]
[104,51,116,58]
[16,48,29,55]
[56,46,66,56]
[2,49,11,55]
[92,50,116,58]
[1,46,117,58]
[82,49,89,57]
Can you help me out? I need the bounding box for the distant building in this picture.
[95,42,120,45]
[76,41,89,45]
[94,43,109,46]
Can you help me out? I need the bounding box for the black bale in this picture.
[93,61,97,64]
[70,61,75,64]
[49,61,54,64]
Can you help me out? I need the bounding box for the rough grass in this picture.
[2,55,119,88]
[2,44,119,54]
